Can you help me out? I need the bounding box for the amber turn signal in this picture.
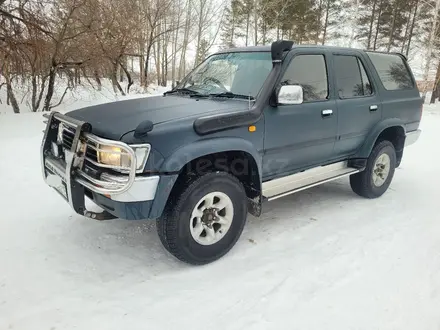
[248,125,256,132]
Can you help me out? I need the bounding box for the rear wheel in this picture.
[157,172,247,265]
[350,140,397,199]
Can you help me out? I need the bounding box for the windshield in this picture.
[177,52,273,98]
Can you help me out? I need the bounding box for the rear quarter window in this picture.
[367,52,414,91]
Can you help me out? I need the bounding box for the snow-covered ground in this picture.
[0,78,169,114]
[0,103,440,330]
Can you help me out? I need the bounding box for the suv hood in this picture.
[66,95,247,140]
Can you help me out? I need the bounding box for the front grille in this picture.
[45,111,137,197]
[62,127,98,162]
[62,128,74,150]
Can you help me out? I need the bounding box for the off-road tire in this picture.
[350,140,397,199]
[156,172,247,265]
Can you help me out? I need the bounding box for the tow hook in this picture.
[84,210,117,221]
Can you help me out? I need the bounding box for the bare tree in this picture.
[193,0,224,67]
[171,0,181,87]
[140,0,175,85]
[179,0,192,80]
[2,0,440,114]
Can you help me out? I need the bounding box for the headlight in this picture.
[97,144,150,171]
[98,145,130,168]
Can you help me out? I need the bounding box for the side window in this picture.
[334,55,373,98]
[367,52,414,90]
[281,54,328,102]
[359,60,373,96]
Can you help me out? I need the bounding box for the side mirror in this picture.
[277,85,303,105]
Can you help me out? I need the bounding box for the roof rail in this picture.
[365,49,408,61]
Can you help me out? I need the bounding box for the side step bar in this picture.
[262,161,360,201]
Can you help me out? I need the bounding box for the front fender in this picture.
[355,118,406,159]
[148,137,263,219]
[159,137,263,176]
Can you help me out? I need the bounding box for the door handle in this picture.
[370,105,378,111]
[322,109,333,117]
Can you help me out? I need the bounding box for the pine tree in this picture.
[356,0,417,52]
[384,0,413,52]
[321,0,342,44]
[357,0,380,49]
[260,0,282,43]
[220,0,243,49]
[404,0,421,57]
[278,0,319,44]
[196,39,210,64]
[234,0,254,46]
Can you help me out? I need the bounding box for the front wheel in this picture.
[350,140,397,199]
[157,172,247,265]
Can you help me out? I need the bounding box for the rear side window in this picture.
[334,55,373,98]
[359,61,373,95]
[367,52,414,90]
[281,54,329,102]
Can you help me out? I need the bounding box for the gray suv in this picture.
[41,40,423,264]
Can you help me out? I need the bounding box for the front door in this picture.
[262,51,338,180]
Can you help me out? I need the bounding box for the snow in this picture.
[0,78,170,114]
[0,103,440,330]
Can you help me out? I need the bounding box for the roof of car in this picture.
[214,44,406,59]
[216,45,272,53]
[216,44,366,53]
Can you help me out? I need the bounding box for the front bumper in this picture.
[41,112,159,220]
[89,193,154,220]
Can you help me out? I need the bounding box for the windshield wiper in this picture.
[164,88,203,96]
[209,92,255,100]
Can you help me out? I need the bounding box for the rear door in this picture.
[366,52,422,133]
[332,52,382,158]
